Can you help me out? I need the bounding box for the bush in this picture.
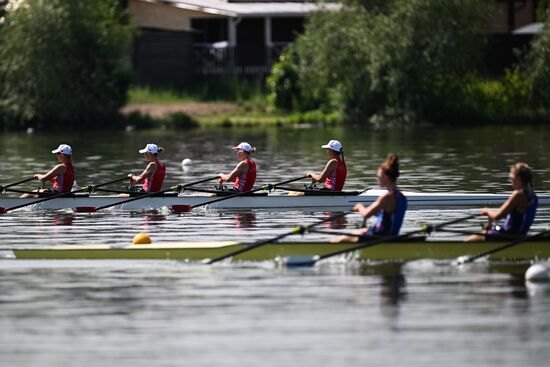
[269,0,492,123]
[163,112,199,129]
[446,70,534,123]
[266,48,302,111]
[123,111,198,130]
[526,7,550,111]
[123,111,156,129]
[0,0,134,130]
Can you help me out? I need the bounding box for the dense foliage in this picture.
[269,0,495,123]
[526,7,550,111]
[0,0,134,130]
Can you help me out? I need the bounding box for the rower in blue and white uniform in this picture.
[468,162,538,241]
[332,153,407,243]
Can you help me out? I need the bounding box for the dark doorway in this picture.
[236,18,265,66]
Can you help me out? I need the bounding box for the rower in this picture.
[297,139,346,195]
[128,143,166,193]
[332,153,407,243]
[467,162,538,242]
[217,142,257,192]
[21,144,76,198]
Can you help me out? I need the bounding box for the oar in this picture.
[0,177,36,193]
[0,176,130,214]
[75,176,220,213]
[172,176,308,213]
[206,209,353,264]
[456,226,550,264]
[283,213,480,267]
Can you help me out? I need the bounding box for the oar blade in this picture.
[171,205,193,213]
[275,255,318,268]
[75,206,97,213]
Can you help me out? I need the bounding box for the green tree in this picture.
[367,0,490,121]
[537,0,550,19]
[0,0,134,129]
[527,6,550,110]
[269,0,491,123]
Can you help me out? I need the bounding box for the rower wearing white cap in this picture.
[217,142,257,192]
[21,144,76,198]
[306,139,347,192]
[129,143,166,192]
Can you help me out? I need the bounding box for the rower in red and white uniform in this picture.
[307,139,347,191]
[217,142,257,192]
[129,143,166,193]
[21,144,76,198]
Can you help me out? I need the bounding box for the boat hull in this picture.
[7,239,550,261]
[2,190,548,210]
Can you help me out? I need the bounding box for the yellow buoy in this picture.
[132,232,152,245]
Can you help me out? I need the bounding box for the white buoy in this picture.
[26,127,34,134]
[525,264,549,282]
[181,158,193,166]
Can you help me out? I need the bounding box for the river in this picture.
[1,124,550,366]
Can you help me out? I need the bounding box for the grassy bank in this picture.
[125,85,342,129]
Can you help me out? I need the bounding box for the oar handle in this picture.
[93,176,220,211]
[1,176,129,213]
[316,229,424,262]
[191,176,308,209]
[206,202,476,266]
[205,229,297,264]
[459,226,550,264]
[206,209,353,264]
[426,213,479,233]
[4,189,85,212]
[314,213,480,263]
[0,177,36,192]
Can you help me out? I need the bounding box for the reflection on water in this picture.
[232,212,257,229]
[2,260,550,367]
[322,211,349,229]
[52,212,74,226]
[141,213,167,225]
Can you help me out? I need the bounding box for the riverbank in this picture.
[121,101,340,128]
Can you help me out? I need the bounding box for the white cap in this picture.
[139,143,160,154]
[51,144,72,155]
[321,139,342,152]
[232,142,253,152]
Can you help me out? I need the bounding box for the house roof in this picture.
[151,0,340,17]
[512,22,543,34]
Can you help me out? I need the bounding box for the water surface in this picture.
[1,124,550,366]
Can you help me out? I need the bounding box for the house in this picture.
[128,0,339,86]
[127,0,544,86]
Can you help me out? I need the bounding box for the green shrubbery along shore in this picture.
[1,0,550,130]
[0,0,133,130]
[268,0,550,124]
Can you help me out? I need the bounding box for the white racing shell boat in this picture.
[1,189,549,211]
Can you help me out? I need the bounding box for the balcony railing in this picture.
[193,42,288,75]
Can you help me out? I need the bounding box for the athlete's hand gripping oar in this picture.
[206,209,353,264]
[0,176,130,214]
[75,176,220,213]
[284,213,480,267]
[172,176,308,213]
[456,226,550,265]
[0,177,36,194]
